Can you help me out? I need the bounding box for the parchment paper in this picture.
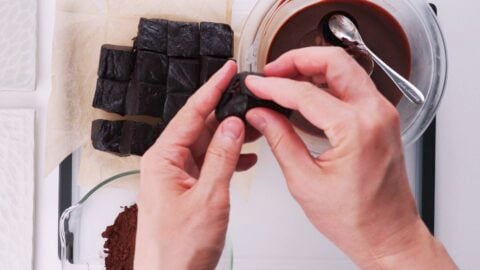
[45,0,259,190]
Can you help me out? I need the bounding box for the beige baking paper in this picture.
[45,0,261,190]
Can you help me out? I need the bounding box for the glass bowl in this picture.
[59,171,233,270]
[238,0,447,153]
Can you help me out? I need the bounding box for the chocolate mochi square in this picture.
[91,120,128,156]
[167,58,200,94]
[136,18,168,53]
[125,81,166,117]
[123,121,163,156]
[167,21,199,57]
[163,93,191,123]
[133,51,168,84]
[92,79,129,116]
[98,45,134,81]
[215,72,291,122]
[199,22,233,57]
[200,56,228,84]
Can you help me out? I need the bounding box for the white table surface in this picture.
[0,0,60,269]
[433,0,480,269]
[1,0,478,269]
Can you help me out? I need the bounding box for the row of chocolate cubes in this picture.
[93,19,233,121]
[91,18,233,156]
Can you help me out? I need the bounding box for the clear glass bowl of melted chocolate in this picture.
[238,0,447,154]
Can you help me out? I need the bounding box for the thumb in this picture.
[246,108,317,178]
[199,117,245,193]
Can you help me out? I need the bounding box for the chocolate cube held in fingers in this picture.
[98,45,134,81]
[92,79,129,116]
[200,56,229,84]
[167,21,200,57]
[215,72,291,122]
[133,51,168,84]
[163,93,191,123]
[167,58,200,95]
[125,81,166,117]
[91,120,128,156]
[136,18,168,53]
[199,22,234,57]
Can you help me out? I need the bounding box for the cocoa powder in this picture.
[102,204,138,270]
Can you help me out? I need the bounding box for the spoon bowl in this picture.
[328,14,363,44]
[328,14,426,105]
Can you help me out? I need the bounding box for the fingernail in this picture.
[247,112,267,132]
[222,118,243,140]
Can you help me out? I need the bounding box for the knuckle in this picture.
[384,104,401,127]
[358,114,386,145]
[364,117,384,135]
[369,98,401,128]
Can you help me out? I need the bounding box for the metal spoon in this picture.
[328,14,425,105]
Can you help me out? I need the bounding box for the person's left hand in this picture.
[135,61,257,270]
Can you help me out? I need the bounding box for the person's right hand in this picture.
[245,47,457,269]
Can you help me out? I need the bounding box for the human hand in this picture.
[135,61,257,270]
[245,47,457,269]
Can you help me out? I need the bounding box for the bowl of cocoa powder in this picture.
[59,171,233,270]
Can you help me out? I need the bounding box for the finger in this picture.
[192,114,260,166]
[293,74,327,86]
[236,153,258,172]
[191,113,221,161]
[246,75,351,142]
[203,113,261,144]
[154,60,237,151]
[204,114,261,144]
[246,108,317,176]
[199,117,245,192]
[264,47,378,101]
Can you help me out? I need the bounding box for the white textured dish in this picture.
[0,0,37,91]
[0,109,35,270]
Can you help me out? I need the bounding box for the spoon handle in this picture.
[362,46,426,105]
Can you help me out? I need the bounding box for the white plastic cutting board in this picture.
[0,109,35,270]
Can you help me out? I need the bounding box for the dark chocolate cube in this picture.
[167,58,200,94]
[163,94,191,123]
[125,81,166,117]
[133,51,168,84]
[167,21,199,57]
[136,18,168,53]
[98,45,134,81]
[91,120,128,156]
[92,79,128,116]
[200,56,228,84]
[199,22,233,57]
[215,72,291,122]
[123,121,163,156]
